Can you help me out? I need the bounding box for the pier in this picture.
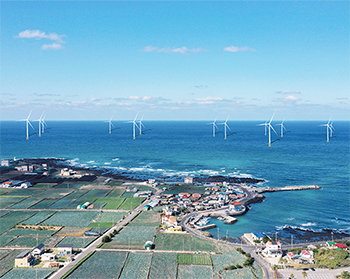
[256,185,321,193]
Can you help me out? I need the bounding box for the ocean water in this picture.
[1,120,349,241]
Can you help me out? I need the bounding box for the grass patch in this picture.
[118,197,146,210]
[314,248,350,269]
[61,251,95,279]
[95,197,125,209]
[178,253,212,265]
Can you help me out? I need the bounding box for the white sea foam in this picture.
[88,161,95,163]
[301,222,316,227]
[104,162,111,165]
[112,158,119,161]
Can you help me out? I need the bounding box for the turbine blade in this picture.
[28,120,34,129]
[269,112,275,124]
[270,124,277,135]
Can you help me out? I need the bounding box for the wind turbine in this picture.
[207,117,218,137]
[138,116,145,135]
[108,116,114,134]
[126,114,139,139]
[219,116,231,140]
[257,119,268,136]
[36,113,45,137]
[277,119,286,137]
[319,117,333,142]
[266,113,277,147]
[20,111,34,140]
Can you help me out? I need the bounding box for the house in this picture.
[252,232,265,241]
[335,243,348,250]
[184,177,193,184]
[1,160,9,167]
[263,241,282,258]
[287,252,296,260]
[41,253,56,261]
[15,251,35,267]
[32,243,45,256]
[56,244,74,255]
[162,215,178,227]
[20,182,31,188]
[301,250,313,259]
[49,262,60,268]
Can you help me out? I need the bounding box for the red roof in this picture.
[335,243,347,248]
[301,250,311,255]
[233,202,242,205]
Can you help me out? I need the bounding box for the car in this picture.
[310,268,315,271]
[302,268,309,271]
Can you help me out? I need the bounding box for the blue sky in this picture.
[1,1,349,121]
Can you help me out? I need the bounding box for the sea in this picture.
[1,120,349,243]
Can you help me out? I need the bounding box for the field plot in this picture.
[252,262,263,279]
[154,233,219,252]
[211,244,245,275]
[95,197,125,209]
[0,249,26,277]
[118,197,146,210]
[0,211,37,235]
[6,235,60,248]
[1,268,56,279]
[20,211,56,225]
[119,252,152,279]
[0,249,10,259]
[148,252,177,279]
[29,199,58,209]
[129,211,160,227]
[138,185,154,191]
[80,189,110,200]
[0,236,14,247]
[0,196,25,209]
[88,202,106,209]
[41,211,99,227]
[0,189,12,195]
[65,251,128,279]
[103,226,156,249]
[59,236,96,248]
[0,210,9,218]
[90,211,126,227]
[9,197,42,209]
[219,267,255,279]
[48,190,88,209]
[120,191,135,198]
[4,228,57,237]
[32,183,57,188]
[32,189,72,199]
[1,188,44,197]
[178,253,212,265]
[56,227,88,237]
[54,182,86,189]
[105,188,125,198]
[177,264,213,279]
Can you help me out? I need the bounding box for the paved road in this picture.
[277,267,350,279]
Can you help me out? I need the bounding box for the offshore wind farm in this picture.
[2,119,349,240]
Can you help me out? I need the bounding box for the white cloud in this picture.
[276,90,301,94]
[195,97,224,102]
[16,30,66,43]
[128,96,140,100]
[276,95,301,103]
[336,97,348,100]
[41,43,64,50]
[142,46,203,54]
[224,46,256,52]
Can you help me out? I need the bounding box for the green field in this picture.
[211,244,246,275]
[8,197,42,209]
[154,233,219,252]
[119,252,152,279]
[105,188,125,198]
[0,249,26,277]
[177,264,213,279]
[4,228,57,237]
[59,236,96,248]
[64,251,128,279]
[95,197,125,209]
[20,211,56,225]
[129,210,160,226]
[178,253,212,265]
[29,199,58,209]
[0,196,26,209]
[41,211,100,227]
[103,226,156,249]
[121,191,136,198]
[1,188,44,197]
[32,189,73,199]
[6,235,62,248]
[0,211,37,235]
[0,236,14,247]
[148,252,177,279]
[88,211,127,227]
[1,268,56,279]
[32,183,57,188]
[118,197,146,210]
[220,267,255,279]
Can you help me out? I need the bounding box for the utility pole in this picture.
[291,235,293,249]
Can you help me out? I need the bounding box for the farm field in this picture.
[32,189,73,199]
[219,267,255,279]
[0,236,14,247]
[0,211,37,235]
[0,249,26,277]
[211,244,245,275]
[41,211,99,227]
[19,211,56,225]
[29,199,59,209]
[119,197,146,210]
[0,210,9,218]
[154,233,219,252]
[102,226,156,249]
[119,252,152,279]
[178,253,212,265]
[1,268,56,279]
[59,236,96,248]
[177,264,214,279]
[120,191,135,198]
[148,252,177,279]
[90,211,126,226]
[48,191,88,209]
[5,235,62,248]
[4,228,57,237]
[32,183,57,188]
[65,251,128,279]
[8,197,42,209]
[1,188,44,197]
[105,188,125,198]
[95,197,125,209]
[129,210,160,226]
[0,196,25,209]
[56,226,88,237]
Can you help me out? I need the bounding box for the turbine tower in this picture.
[277,119,286,137]
[258,119,268,136]
[126,114,139,139]
[20,111,34,140]
[36,113,45,137]
[267,113,277,147]
[108,116,114,134]
[207,117,218,137]
[219,116,231,140]
[319,117,333,142]
[139,116,145,135]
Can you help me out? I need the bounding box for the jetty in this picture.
[192,211,237,231]
[256,185,321,193]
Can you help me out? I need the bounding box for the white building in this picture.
[41,253,56,261]
[263,241,282,258]
[32,243,45,256]
[184,177,193,184]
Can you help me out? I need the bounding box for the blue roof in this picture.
[253,232,265,238]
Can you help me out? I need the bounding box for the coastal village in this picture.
[0,158,349,279]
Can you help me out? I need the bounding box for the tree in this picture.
[290,274,294,279]
[339,271,350,279]
[102,235,111,243]
[262,235,269,243]
[302,271,307,278]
